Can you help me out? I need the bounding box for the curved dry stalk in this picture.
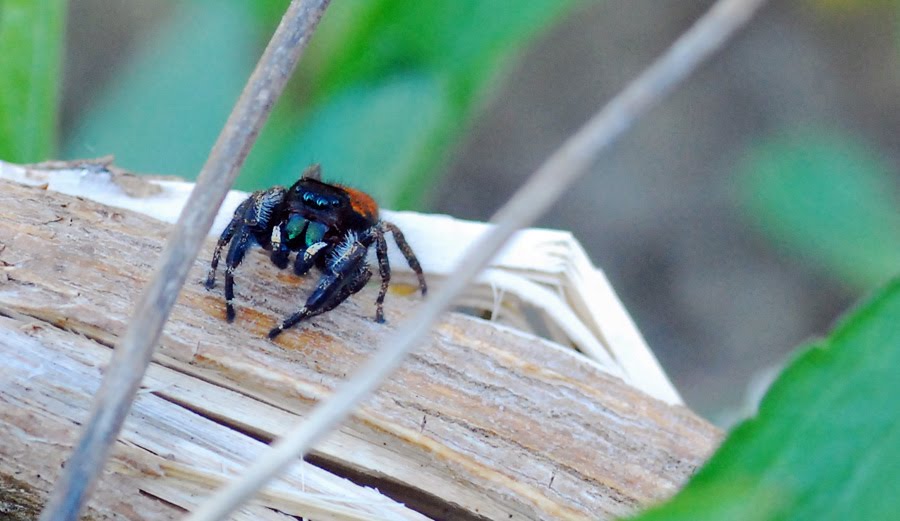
[184,0,769,520]
[38,1,332,520]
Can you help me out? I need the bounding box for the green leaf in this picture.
[246,0,585,208]
[0,0,66,162]
[738,129,900,289]
[630,277,900,521]
[62,0,259,177]
[303,0,581,102]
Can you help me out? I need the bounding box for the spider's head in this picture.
[286,167,379,232]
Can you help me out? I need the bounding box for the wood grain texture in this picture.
[0,180,721,520]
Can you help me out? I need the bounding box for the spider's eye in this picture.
[330,199,341,208]
[302,192,314,202]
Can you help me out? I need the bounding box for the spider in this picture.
[204,164,427,339]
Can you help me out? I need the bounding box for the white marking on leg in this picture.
[271,224,282,248]
[304,241,328,261]
[329,232,359,264]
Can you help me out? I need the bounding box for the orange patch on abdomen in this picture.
[344,187,379,221]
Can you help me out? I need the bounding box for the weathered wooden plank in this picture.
[0,179,721,520]
[0,313,429,521]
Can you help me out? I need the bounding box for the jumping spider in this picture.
[205,165,427,339]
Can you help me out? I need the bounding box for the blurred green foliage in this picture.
[738,129,900,289]
[0,0,66,162]
[64,0,583,208]
[4,4,900,519]
[64,1,259,179]
[631,277,900,521]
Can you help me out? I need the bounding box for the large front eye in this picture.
[300,190,341,209]
[303,192,330,208]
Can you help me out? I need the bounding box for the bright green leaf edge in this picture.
[0,0,66,162]
[630,276,900,521]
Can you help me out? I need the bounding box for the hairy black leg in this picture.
[293,240,329,276]
[223,230,254,322]
[208,187,288,321]
[205,198,252,289]
[269,236,369,338]
[306,236,368,312]
[248,186,287,232]
[373,228,391,323]
[326,265,372,312]
[268,266,371,339]
[382,221,427,295]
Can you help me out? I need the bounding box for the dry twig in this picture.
[38,1,332,520]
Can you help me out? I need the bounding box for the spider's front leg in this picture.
[206,187,286,322]
[205,197,253,289]
[269,234,371,339]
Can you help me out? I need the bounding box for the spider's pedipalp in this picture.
[270,224,291,269]
[294,240,329,276]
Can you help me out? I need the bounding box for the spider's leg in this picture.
[269,235,369,338]
[323,264,372,313]
[246,185,289,270]
[223,229,255,322]
[382,221,427,295]
[205,198,252,289]
[253,186,287,223]
[293,240,329,276]
[373,227,391,323]
[268,265,371,339]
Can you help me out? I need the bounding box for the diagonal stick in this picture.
[38,1,332,520]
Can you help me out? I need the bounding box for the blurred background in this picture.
[1,0,898,423]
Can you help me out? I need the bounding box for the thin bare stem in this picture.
[184,0,768,520]
[38,1,331,520]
